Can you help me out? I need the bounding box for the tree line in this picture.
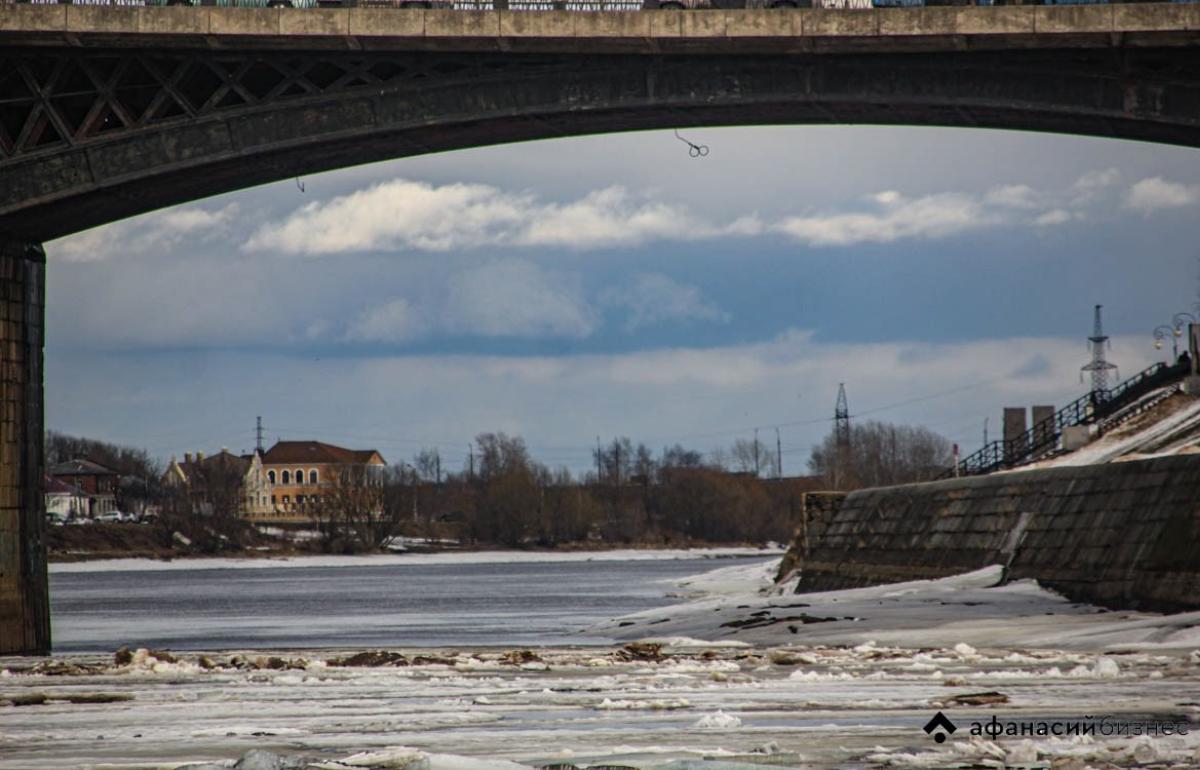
[44,418,953,553]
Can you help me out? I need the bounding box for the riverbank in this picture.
[48,522,783,564]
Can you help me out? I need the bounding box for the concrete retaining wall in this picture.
[785,454,1200,612]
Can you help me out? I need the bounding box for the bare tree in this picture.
[809,420,952,489]
[730,437,777,478]
[413,448,442,483]
[326,465,397,551]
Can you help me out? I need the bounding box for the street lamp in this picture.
[1172,313,1197,362]
[1154,325,1177,359]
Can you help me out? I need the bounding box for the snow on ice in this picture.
[2,556,1199,769]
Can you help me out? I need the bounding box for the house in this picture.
[260,440,386,522]
[44,475,90,522]
[162,449,270,518]
[48,459,119,517]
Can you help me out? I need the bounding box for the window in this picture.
[295,469,304,485]
[268,470,276,484]
[282,470,291,484]
[309,469,318,484]
[271,494,276,505]
[296,495,305,505]
[282,495,290,504]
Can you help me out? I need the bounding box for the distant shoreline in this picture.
[48,521,782,566]
[49,545,783,574]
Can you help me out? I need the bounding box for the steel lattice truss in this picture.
[0,50,549,159]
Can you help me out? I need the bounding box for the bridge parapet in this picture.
[3,4,1200,52]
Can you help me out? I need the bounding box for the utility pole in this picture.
[614,440,621,486]
[753,428,760,477]
[775,427,782,479]
[1081,304,1118,394]
[596,436,602,482]
[255,416,264,454]
[834,383,850,490]
[468,445,474,480]
[435,451,441,486]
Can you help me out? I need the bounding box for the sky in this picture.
[44,124,1198,476]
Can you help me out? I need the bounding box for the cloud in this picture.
[344,298,425,343]
[1034,209,1073,227]
[983,184,1042,210]
[1125,177,1200,216]
[238,168,1146,256]
[770,171,1119,246]
[773,191,993,246]
[50,204,239,262]
[1070,168,1122,206]
[243,180,752,256]
[603,274,730,331]
[444,259,595,339]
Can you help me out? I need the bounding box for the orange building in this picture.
[258,440,386,522]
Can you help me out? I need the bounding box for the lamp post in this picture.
[1154,325,1177,360]
[1173,313,1197,363]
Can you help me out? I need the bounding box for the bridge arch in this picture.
[2,6,1200,241]
[4,3,1200,654]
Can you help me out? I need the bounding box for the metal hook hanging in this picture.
[296,177,306,193]
[673,129,709,158]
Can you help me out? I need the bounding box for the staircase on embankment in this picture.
[945,360,1191,478]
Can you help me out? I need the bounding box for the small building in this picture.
[48,459,119,517]
[260,440,386,522]
[162,449,270,518]
[44,475,90,523]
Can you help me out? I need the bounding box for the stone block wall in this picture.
[787,454,1200,613]
[0,240,49,655]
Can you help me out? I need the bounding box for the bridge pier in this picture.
[0,239,49,656]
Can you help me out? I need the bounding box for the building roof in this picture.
[44,475,88,496]
[175,450,251,481]
[263,440,384,466]
[48,459,120,477]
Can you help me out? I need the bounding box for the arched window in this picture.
[295,469,304,485]
[268,470,276,484]
[309,469,318,484]
[281,470,290,485]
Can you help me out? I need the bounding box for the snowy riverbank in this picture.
[599,559,1200,652]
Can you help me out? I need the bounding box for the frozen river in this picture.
[48,549,778,653]
[7,552,1199,769]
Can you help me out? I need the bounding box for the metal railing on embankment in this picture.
[942,360,1190,479]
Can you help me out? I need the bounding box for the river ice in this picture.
[3,554,1199,770]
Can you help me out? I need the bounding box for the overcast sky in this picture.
[45,125,1196,475]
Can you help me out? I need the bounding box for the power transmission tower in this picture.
[834,383,850,490]
[255,416,264,454]
[1081,304,1118,394]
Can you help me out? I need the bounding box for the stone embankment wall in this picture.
[782,455,1200,613]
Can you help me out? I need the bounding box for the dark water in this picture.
[49,555,771,653]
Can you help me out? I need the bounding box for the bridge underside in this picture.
[3,27,1200,654]
[3,43,1200,241]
